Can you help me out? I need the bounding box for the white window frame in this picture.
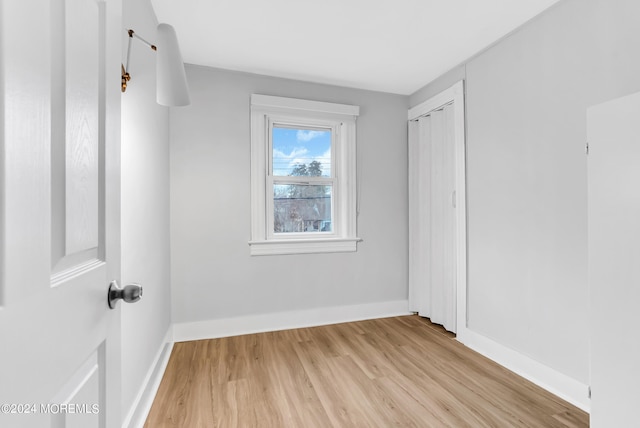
[250,94,360,256]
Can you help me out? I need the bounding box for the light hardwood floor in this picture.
[145,316,588,427]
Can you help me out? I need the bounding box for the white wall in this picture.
[410,0,640,387]
[170,66,409,326]
[121,0,172,425]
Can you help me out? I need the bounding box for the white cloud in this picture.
[273,147,308,160]
[296,130,326,142]
[272,147,309,175]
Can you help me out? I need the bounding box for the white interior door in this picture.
[419,106,457,332]
[1,0,122,427]
[408,90,463,334]
[587,91,640,427]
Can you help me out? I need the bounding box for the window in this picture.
[250,94,360,255]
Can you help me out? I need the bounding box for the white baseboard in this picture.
[457,327,590,413]
[173,300,411,342]
[123,327,175,428]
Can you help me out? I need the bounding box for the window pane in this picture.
[274,184,332,233]
[272,127,331,177]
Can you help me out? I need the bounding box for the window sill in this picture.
[248,237,361,256]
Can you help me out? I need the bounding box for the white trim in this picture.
[452,82,468,334]
[122,327,174,428]
[249,237,361,256]
[408,82,462,120]
[458,328,590,413]
[173,300,410,342]
[408,81,467,334]
[50,259,105,287]
[252,94,360,117]
[250,94,360,256]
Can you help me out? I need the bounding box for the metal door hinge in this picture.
[588,386,591,399]
[586,142,589,155]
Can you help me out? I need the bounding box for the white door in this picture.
[587,91,640,427]
[408,81,467,335]
[411,106,457,332]
[1,0,123,427]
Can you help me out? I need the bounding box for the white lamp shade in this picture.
[156,23,190,106]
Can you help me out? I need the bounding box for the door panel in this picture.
[50,349,102,428]
[587,91,640,427]
[52,0,103,277]
[62,0,101,257]
[0,0,122,427]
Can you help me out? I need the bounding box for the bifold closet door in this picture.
[409,103,457,333]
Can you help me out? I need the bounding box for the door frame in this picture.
[408,80,467,339]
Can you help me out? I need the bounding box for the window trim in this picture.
[250,94,360,256]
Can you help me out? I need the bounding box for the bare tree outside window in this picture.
[272,127,333,234]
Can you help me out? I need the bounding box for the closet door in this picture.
[409,104,457,333]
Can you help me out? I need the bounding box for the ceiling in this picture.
[151,0,562,95]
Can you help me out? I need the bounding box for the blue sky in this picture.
[272,127,331,176]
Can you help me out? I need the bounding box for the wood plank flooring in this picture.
[145,316,588,427]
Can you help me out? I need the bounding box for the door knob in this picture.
[108,280,143,309]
